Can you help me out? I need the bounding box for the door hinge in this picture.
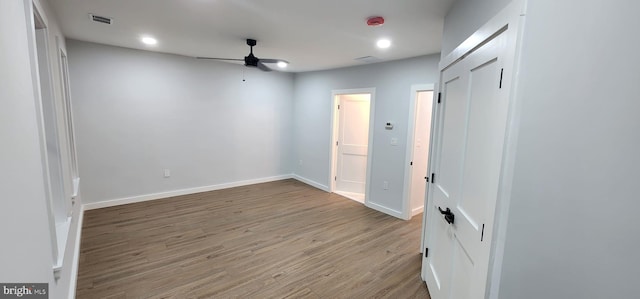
[431,173,435,184]
[437,92,442,103]
[499,68,504,89]
[336,141,339,146]
[334,176,337,181]
[424,248,429,258]
[481,224,485,242]
[337,104,340,109]
[410,161,413,166]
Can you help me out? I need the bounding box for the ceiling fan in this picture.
[197,39,288,72]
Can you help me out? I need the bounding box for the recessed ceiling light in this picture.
[277,61,288,68]
[377,39,391,49]
[141,36,157,46]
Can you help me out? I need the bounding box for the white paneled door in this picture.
[335,94,371,196]
[423,29,512,299]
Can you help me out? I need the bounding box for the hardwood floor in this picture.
[77,179,430,298]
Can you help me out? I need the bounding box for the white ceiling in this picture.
[50,0,454,72]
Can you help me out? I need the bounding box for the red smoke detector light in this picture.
[367,16,385,27]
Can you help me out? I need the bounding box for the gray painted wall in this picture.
[68,38,439,218]
[499,1,640,298]
[67,40,295,204]
[292,55,440,216]
[444,0,640,298]
[0,0,52,284]
[0,1,84,298]
[441,0,511,58]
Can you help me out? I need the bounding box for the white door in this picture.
[423,30,511,299]
[409,91,433,216]
[335,94,371,196]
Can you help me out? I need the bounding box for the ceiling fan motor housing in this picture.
[245,39,259,66]
[196,38,279,71]
[245,54,259,67]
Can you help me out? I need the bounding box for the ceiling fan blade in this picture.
[257,61,273,72]
[259,58,289,64]
[196,57,244,61]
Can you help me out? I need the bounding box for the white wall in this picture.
[0,1,84,298]
[292,55,440,217]
[66,40,294,204]
[444,0,640,298]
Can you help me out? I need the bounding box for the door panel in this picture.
[456,56,507,250]
[427,213,454,298]
[436,74,467,207]
[336,94,371,194]
[423,30,510,299]
[339,153,367,182]
[450,240,473,299]
[424,69,467,298]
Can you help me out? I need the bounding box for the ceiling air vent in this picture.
[354,56,381,64]
[89,14,113,25]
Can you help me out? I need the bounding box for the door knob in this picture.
[438,207,455,225]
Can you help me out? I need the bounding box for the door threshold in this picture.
[334,191,365,203]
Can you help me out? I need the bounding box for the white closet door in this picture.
[423,29,511,299]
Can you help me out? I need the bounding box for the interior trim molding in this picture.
[411,206,424,217]
[402,83,435,220]
[365,201,405,220]
[291,174,329,192]
[68,204,84,299]
[83,174,293,210]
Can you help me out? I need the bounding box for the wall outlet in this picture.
[383,181,389,190]
[163,169,171,178]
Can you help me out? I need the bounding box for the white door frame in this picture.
[420,84,441,255]
[401,84,434,220]
[420,0,527,298]
[329,88,376,204]
[26,0,61,269]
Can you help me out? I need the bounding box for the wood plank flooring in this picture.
[76,179,430,298]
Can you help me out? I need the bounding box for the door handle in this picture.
[438,206,450,214]
[438,207,455,225]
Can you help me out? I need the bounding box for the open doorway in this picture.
[330,88,375,204]
[402,84,434,219]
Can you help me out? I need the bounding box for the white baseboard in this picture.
[68,204,84,299]
[83,174,293,210]
[365,201,405,220]
[412,206,424,217]
[291,174,330,192]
